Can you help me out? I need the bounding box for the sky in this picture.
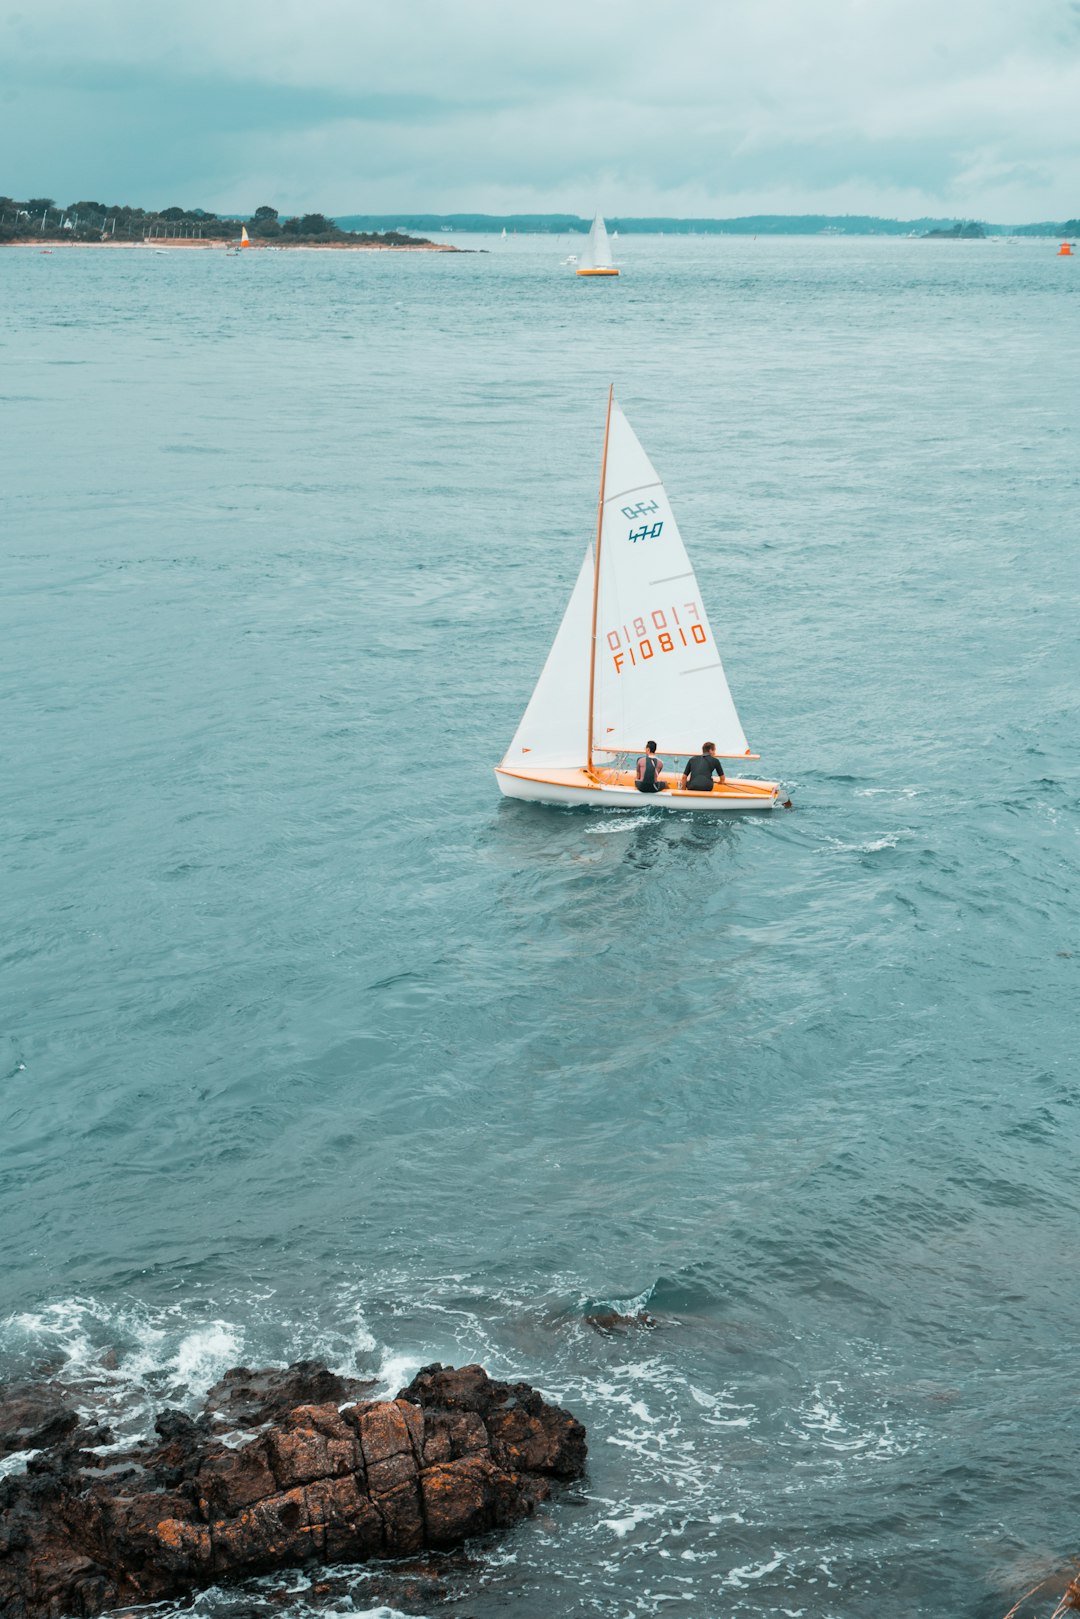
[3,0,1080,220]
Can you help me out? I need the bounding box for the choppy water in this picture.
[1,234,1077,1619]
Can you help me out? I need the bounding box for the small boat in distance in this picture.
[576,213,618,277]
[227,225,252,255]
[495,389,780,811]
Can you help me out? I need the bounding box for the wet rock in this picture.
[583,1309,659,1334]
[0,1386,80,1456]
[400,1361,587,1480]
[283,1555,463,1615]
[203,1360,376,1430]
[0,1361,586,1618]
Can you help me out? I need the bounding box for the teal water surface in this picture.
[1,234,1078,1618]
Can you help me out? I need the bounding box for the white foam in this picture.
[0,1448,40,1480]
[589,1285,655,1316]
[2,1289,384,1428]
[352,1610,428,1619]
[790,1383,919,1459]
[725,1551,785,1586]
[601,1501,663,1538]
[0,1298,255,1440]
[854,786,922,798]
[171,1323,244,1392]
[825,829,908,854]
[374,1351,424,1399]
[351,1606,427,1619]
[324,1283,379,1364]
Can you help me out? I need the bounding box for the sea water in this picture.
[0,234,1077,1618]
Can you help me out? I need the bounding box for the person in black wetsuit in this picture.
[635,740,668,793]
[680,742,727,792]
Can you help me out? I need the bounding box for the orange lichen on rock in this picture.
[0,1361,586,1619]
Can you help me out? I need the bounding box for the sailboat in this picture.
[227,225,252,255]
[495,389,780,811]
[576,213,618,277]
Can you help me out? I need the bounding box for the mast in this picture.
[586,384,614,774]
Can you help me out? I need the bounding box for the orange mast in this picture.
[586,384,615,776]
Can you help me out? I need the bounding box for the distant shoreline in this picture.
[337,210,1080,238]
[4,238,459,252]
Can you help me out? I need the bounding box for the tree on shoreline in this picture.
[0,196,432,248]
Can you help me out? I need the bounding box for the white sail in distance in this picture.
[591,402,751,758]
[578,213,615,272]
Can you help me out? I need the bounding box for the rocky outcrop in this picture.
[0,1386,84,1457]
[583,1309,658,1334]
[201,1360,375,1431]
[0,1361,586,1619]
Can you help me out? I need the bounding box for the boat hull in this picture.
[576,268,619,277]
[495,765,779,810]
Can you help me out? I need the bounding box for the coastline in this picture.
[3,238,460,252]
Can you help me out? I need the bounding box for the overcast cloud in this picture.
[3,0,1079,218]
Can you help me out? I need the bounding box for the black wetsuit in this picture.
[683,754,726,791]
[636,754,667,793]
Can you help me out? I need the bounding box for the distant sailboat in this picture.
[228,225,252,254]
[576,213,618,278]
[501,227,508,240]
[495,389,780,810]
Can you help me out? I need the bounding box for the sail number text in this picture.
[606,600,706,674]
[628,521,664,544]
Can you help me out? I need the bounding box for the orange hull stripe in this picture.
[495,766,777,797]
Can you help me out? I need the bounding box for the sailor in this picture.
[680,742,727,792]
[635,741,668,793]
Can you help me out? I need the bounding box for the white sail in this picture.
[591,403,750,758]
[578,213,614,272]
[501,549,594,768]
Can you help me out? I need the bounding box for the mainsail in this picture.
[577,213,615,273]
[591,402,750,758]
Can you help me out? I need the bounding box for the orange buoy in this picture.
[1058,242,1072,255]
